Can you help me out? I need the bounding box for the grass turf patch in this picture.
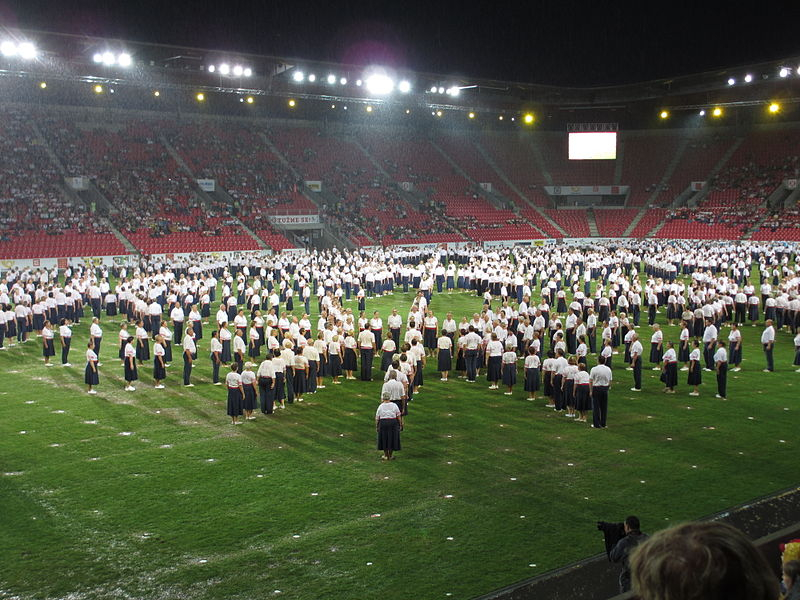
[0,284,797,599]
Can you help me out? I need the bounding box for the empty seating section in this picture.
[545,210,590,237]
[651,135,736,206]
[655,218,746,240]
[518,209,563,238]
[593,209,639,237]
[0,108,125,258]
[628,209,667,238]
[479,134,550,207]
[435,134,516,200]
[620,133,682,206]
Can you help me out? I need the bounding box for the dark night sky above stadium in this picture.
[2,0,798,86]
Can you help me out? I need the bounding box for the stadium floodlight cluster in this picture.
[429,85,461,97]
[727,65,800,85]
[0,40,37,59]
[207,63,253,77]
[92,51,132,67]
[291,68,412,96]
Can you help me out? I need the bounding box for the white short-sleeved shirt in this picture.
[376,402,401,419]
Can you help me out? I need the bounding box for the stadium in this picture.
[1,11,799,600]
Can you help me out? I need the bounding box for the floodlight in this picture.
[524,113,535,124]
[331,104,335,108]
[744,73,753,83]
[356,79,362,86]
[246,96,254,104]
[94,84,103,94]
[1,41,17,56]
[365,73,394,95]
[468,112,475,119]
[430,85,437,93]
[244,68,252,77]
[92,52,103,63]
[340,77,347,85]
[219,63,230,75]
[699,110,706,116]
[196,92,205,102]
[288,99,296,107]
[405,109,411,114]
[769,102,780,113]
[498,115,504,120]
[102,51,115,65]
[438,86,445,94]
[18,42,36,59]
[712,107,722,117]
[308,73,316,82]
[447,87,460,97]
[293,70,304,82]
[233,65,243,76]
[659,110,669,119]
[398,80,411,93]
[779,67,790,78]
[153,90,160,97]
[727,78,735,86]
[207,65,216,73]
[436,110,443,117]
[39,81,47,89]
[117,53,132,67]
[366,105,373,113]
[327,74,336,84]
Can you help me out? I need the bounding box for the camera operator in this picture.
[610,515,648,594]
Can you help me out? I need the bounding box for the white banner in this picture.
[546,185,628,196]
[785,179,797,190]
[483,239,553,249]
[400,181,414,192]
[197,179,216,192]
[305,181,322,192]
[268,214,320,226]
[479,182,493,193]
[691,181,706,191]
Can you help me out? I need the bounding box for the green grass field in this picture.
[1,279,798,600]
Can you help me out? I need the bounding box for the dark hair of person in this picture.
[630,521,778,600]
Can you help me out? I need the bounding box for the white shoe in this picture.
[63,363,72,367]
[762,369,771,373]
[715,394,723,398]
[155,385,165,389]
[87,390,97,394]
[213,382,222,385]
[97,362,103,367]
[704,368,712,372]
[125,386,135,391]
[504,392,512,395]
[184,384,195,387]
[630,387,641,392]
[680,367,689,371]
[652,367,660,371]
[689,391,700,396]
[732,367,741,372]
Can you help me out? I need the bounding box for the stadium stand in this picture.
[593,208,640,237]
[0,108,126,258]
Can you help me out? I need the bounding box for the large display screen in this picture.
[568,132,617,160]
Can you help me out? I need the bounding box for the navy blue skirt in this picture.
[437,348,452,372]
[524,367,540,392]
[501,363,517,386]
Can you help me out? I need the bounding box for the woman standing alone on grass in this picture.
[153,334,166,389]
[226,364,244,425]
[123,336,138,391]
[42,320,55,366]
[376,390,402,461]
[85,341,99,394]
